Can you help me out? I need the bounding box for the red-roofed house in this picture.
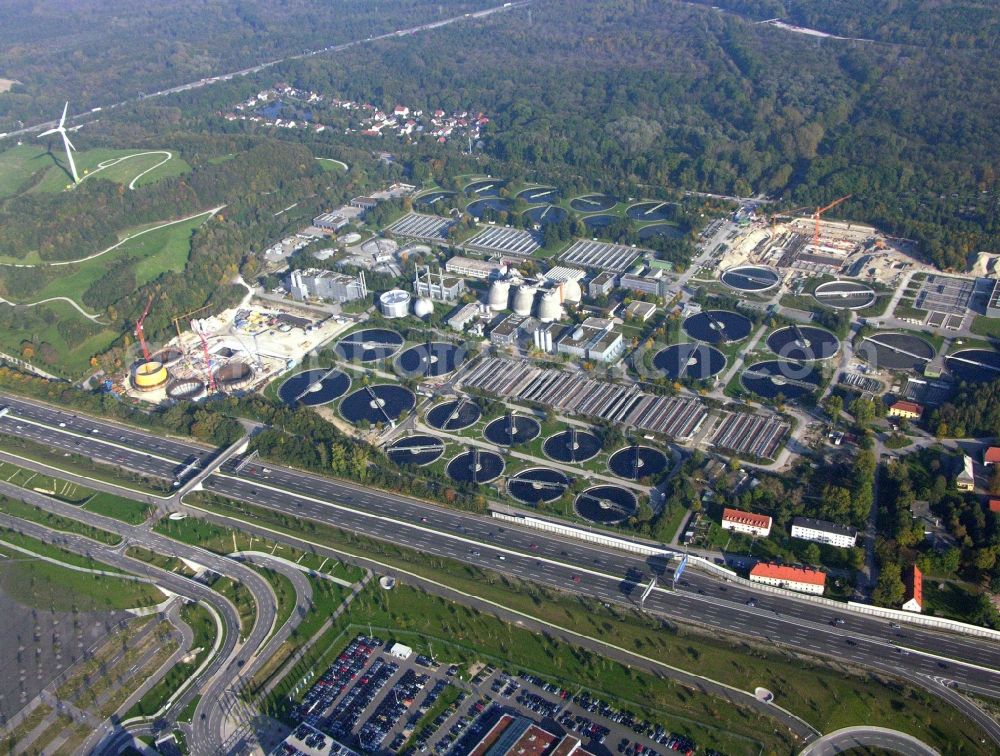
[394,105,409,116]
[902,564,923,612]
[749,563,826,595]
[989,499,1000,514]
[888,400,923,420]
[721,508,772,538]
[984,447,1000,465]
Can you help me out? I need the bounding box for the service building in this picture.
[749,562,826,595]
[790,516,858,548]
[721,507,772,538]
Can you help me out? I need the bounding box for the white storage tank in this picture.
[537,289,562,323]
[379,289,411,319]
[513,285,536,317]
[562,278,582,304]
[413,297,434,318]
[488,279,511,312]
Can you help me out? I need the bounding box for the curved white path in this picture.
[75,150,175,190]
[0,293,102,321]
[315,156,349,171]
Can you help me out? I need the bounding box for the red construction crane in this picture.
[195,325,216,392]
[812,194,852,247]
[134,294,155,361]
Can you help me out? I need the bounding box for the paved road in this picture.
[798,725,940,756]
[3,394,1000,748]
[0,477,278,755]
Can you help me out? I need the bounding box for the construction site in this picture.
[120,297,349,404]
[719,197,925,287]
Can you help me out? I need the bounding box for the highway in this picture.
[0,1,530,142]
[2,393,1000,749]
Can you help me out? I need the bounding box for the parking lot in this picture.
[290,637,710,756]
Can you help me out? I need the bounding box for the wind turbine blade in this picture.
[63,133,76,151]
[59,101,68,128]
[61,133,80,183]
[38,128,59,138]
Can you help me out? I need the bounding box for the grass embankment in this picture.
[0,433,172,494]
[245,575,349,695]
[187,493,991,754]
[0,493,121,544]
[125,601,217,720]
[0,530,163,611]
[0,458,151,522]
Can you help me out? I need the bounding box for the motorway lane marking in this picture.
[212,473,997,678]
[180,497,823,739]
[3,414,185,468]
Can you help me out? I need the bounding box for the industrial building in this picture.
[446,256,506,280]
[379,289,411,318]
[448,302,483,331]
[412,266,466,301]
[888,400,923,420]
[588,271,617,298]
[543,266,585,302]
[556,318,624,363]
[288,269,368,303]
[749,562,826,595]
[790,517,858,548]
[619,268,670,298]
[490,314,530,347]
[623,300,657,322]
[987,279,1000,318]
[721,508,772,537]
[313,212,349,232]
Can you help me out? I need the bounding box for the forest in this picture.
[179,0,1000,271]
[0,0,489,131]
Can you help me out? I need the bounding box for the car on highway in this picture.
[745,599,756,607]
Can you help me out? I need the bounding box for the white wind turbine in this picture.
[38,102,79,185]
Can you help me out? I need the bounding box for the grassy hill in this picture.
[0,144,190,198]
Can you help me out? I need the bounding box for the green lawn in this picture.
[124,601,215,719]
[969,316,1000,341]
[0,494,121,545]
[0,539,163,611]
[0,144,55,198]
[0,459,90,502]
[29,147,189,194]
[0,299,119,378]
[82,492,153,524]
[12,213,212,304]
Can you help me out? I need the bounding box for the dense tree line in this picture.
[191,0,1000,272]
[930,380,1000,438]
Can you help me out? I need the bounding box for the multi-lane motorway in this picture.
[2,393,1000,749]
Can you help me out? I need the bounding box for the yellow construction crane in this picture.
[812,194,852,247]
